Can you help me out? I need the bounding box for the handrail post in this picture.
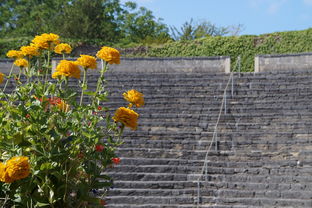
[231,73,234,97]
[205,162,208,182]
[197,181,200,207]
[224,92,227,115]
[238,56,241,78]
[215,131,218,151]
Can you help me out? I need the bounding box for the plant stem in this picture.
[93,60,107,105]
[3,63,14,92]
[62,53,65,60]
[43,50,51,92]
[79,68,87,106]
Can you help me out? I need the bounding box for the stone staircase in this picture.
[100,70,312,208]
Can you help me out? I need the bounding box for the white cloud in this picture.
[267,0,286,14]
[249,0,287,15]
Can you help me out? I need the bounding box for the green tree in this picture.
[0,0,170,45]
[58,0,123,42]
[120,1,170,44]
[0,0,64,36]
[171,19,244,41]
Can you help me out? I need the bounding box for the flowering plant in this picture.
[0,33,144,207]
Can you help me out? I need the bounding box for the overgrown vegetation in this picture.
[141,28,312,72]
[1,0,312,72]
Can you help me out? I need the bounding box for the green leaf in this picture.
[35,202,50,207]
[84,91,96,96]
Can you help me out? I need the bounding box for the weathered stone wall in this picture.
[255,52,312,72]
[60,57,230,73]
[0,56,231,74]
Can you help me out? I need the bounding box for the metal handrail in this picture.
[195,56,240,207]
[196,72,233,206]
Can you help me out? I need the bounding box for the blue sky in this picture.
[121,0,312,35]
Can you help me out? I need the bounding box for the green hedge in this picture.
[2,28,312,72]
[141,28,312,72]
[0,37,32,58]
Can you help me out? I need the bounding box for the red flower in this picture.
[25,114,30,118]
[48,97,61,105]
[112,157,120,165]
[99,199,106,206]
[95,144,105,152]
[98,106,102,111]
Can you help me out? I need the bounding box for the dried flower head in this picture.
[96,46,120,64]
[57,99,70,112]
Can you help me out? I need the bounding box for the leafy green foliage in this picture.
[0,36,133,207]
[170,19,232,41]
[0,0,170,45]
[143,28,312,72]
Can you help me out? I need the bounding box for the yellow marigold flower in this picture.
[54,60,80,79]
[113,107,139,130]
[20,45,40,58]
[52,71,63,79]
[54,43,72,54]
[14,58,29,68]
[76,55,97,69]
[0,73,5,84]
[96,46,120,64]
[57,100,70,112]
[6,156,30,181]
[0,162,13,183]
[32,33,60,50]
[6,50,23,59]
[123,89,144,108]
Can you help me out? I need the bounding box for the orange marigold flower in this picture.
[123,89,144,108]
[51,71,63,79]
[76,55,97,69]
[20,45,40,58]
[54,43,72,54]
[112,157,120,165]
[53,60,80,79]
[6,156,30,182]
[6,50,24,59]
[0,73,5,84]
[96,46,120,64]
[112,107,139,130]
[32,33,60,50]
[14,58,29,68]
